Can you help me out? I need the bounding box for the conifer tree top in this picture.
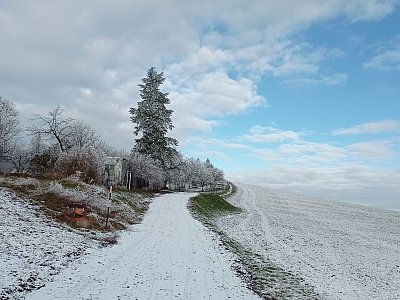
[129,67,178,170]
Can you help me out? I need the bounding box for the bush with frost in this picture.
[54,145,105,184]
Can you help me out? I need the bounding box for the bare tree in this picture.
[68,120,100,148]
[29,132,45,156]
[29,106,74,153]
[8,146,31,173]
[0,97,21,165]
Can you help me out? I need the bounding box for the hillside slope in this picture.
[217,184,400,300]
[0,189,99,299]
[0,175,149,300]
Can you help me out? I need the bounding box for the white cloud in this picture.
[223,123,398,172]
[332,120,400,135]
[228,165,400,209]
[284,73,348,88]
[168,70,265,141]
[190,137,249,150]
[347,141,396,160]
[364,35,400,71]
[189,71,265,115]
[340,0,398,21]
[217,142,249,149]
[364,49,400,71]
[252,140,348,166]
[166,47,233,78]
[248,136,397,166]
[240,125,302,143]
[0,0,398,150]
[265,43,345,77]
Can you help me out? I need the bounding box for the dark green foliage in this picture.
[129,67,178,171]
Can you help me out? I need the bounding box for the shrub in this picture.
[54,146,105,184]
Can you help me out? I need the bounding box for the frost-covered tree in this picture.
[30,132,45,156]
[54,145,105,184]
[167,153,189,190]
[0,97,21,165]
[183,159,198,189]
[126,151,164,190]
[68,120,100,148]
[129,67,178,172]
[196,159,214,191]
[183,158,225,191]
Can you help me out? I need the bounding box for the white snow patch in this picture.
[0,189,99,300]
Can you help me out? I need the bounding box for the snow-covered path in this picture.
[26,192,259,300]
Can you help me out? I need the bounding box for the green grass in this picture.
[189,193,241,221]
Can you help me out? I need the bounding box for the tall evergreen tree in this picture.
[129,67,178,171]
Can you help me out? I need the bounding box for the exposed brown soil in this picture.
[1,175,149,234]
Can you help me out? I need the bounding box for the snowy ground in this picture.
[0,189,99,300]
[217,184,400,300]
[24,192,259,300]
[5,182,398,300]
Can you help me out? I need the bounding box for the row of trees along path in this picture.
[1,67,224,190]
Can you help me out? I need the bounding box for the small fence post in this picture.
[105,185,112,228]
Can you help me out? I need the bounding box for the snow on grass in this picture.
[0,175,149,231]
[216,184,400,300]
[0,175,152,299]
[189,193,320,299]
[0,189,99,300]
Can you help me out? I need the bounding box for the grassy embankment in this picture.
[188,191,321,300]
[0,174,151,245]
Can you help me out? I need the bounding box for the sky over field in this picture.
[1,1,399,209]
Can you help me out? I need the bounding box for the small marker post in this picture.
[105,185,112,228]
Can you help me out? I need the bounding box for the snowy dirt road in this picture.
[217,184,400,300]
[26,192,259,300]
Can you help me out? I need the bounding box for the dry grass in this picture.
[0,174,150,235]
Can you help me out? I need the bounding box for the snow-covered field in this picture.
[0,189,99,300]
[217,184,400,300]
[24,192,259,300]
[3,182,399,300]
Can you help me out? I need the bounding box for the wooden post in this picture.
[105,185,112,228]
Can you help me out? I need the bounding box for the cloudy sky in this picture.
[1,1,399,209]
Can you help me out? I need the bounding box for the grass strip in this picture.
[189,193,321,300]
[189,193,241,221]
